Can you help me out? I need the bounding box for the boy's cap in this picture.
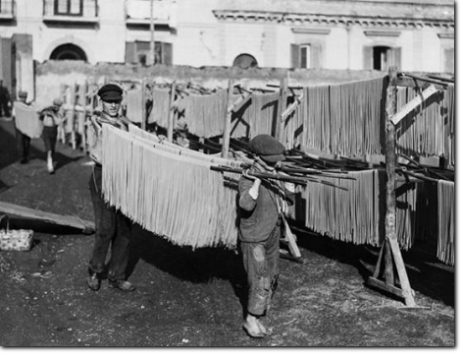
[249,134,286,163]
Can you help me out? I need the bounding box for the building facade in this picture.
[0,0,455,74]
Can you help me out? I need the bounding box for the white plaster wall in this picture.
[222,22,266,67]
[326,27,349,70]
[346,27,366,70]
[173,0,220,66]
[418,27,441,72]
[1,0,126,64]
[0,0,455,71]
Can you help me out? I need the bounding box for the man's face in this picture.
[102,99,122,117]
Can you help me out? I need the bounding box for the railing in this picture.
[0,0,15,18]
[43,0,98,20]
[125,0,173,24]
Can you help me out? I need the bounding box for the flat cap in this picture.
[98,84,123,101]
[249,134,286,163]
[18,91,28,98]
[53,98,63,106]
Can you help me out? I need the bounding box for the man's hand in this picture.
[278,171,295,193]
[243,169,261,200]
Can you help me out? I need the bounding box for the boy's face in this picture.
[256,155,279,172]
[102,99,122,117]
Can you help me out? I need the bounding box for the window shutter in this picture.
[125,42,137,63]
[444,48,454,74]
[70,0,82,15]
[311,42,322,69]
[291,44,300,69]
[392,47,402,69]
[162,43,173,65]
[363,46,373,70]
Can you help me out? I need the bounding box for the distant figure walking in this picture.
[0,80,11,118]
[39,98,65,174]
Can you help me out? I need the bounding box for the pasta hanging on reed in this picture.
[437,180,454,266]
[101,123,241,249]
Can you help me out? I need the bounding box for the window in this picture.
[291,43,322,69]
[50,44,87,61]
[54,0,83,16]
[232,54,258,69]
[364,46,401,71]
[125,41,173,65]
[0,0,14,14]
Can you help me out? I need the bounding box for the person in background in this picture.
[238,134,295,338]
[39,98,65,174]
[12,91,41,164]
[86,83,135,292]
[0,80,11,118]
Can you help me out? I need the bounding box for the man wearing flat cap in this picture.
[86,83,135,292]
[39,97,65,174]
[238,134,295,338]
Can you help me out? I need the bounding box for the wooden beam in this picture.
[390,85,438,126]
[230,92,252,113]
[274,77,288,142]
[281,215,301,259]
[384,66,398,286]
[400,72,449,88]
[368,66,416,307]
[221,80,234,158]
[388,237,416,306]
[167,81,176,142]
[141,78,147,131]
[82,80,88,154]
[281,92,303,121]
[0,201,95,234]
[367,277,410,300]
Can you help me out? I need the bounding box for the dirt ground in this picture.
[0,118,455,347]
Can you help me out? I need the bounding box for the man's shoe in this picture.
[108,279,136,292]
[87,273,101,291]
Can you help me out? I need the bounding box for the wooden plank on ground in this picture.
[0,201,94,234]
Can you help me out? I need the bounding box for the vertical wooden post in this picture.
[367,67,416,307]
[141,78,147,131]
[70,83,77,150]
[167,81,176,142]
[221,79,234,158]
[384,67,397,286]
[274,76,288,142]
[82,80,88,154]
[385,66,415,307]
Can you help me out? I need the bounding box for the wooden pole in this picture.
[141,79,147,131]
[221,79,234,158]
[275,76,288,142]
[82,80,88,154]
[367,66,416,307]
[149,0,155,66]
[70,83,77,149]
[384,67,398,286]
[167,81,176,142]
